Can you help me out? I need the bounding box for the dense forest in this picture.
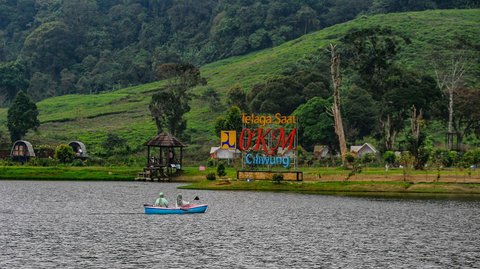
[0,0,478,104]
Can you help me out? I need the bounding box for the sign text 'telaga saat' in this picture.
[239,113,297,156]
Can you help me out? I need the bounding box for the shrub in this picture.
[383,151,396,166]
[28,158,59,167]
[72,159,85,167]
[344,153,355,165]
[216,163,227,177]
[206,172,216,180]
[54,144,75,164]
[272,173,284,184]
[207,158,215,167]
[462,149,480,167]
[360,153,376,165]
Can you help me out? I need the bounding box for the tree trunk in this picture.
[329,44,348,165]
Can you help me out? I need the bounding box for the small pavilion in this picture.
[136,132,186,181]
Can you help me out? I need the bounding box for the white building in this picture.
[350,143,377,158]
[209,147,241,160]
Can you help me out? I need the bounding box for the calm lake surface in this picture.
[1,181,479,268]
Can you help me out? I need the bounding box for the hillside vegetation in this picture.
[1,0,477,102]
[0,9,479,158]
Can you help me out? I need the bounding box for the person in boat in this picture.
[176,193,190,208]
[154,192,169,207]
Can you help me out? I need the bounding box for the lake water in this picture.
[0,181,479,268]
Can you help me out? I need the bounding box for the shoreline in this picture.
[2,165,480,198]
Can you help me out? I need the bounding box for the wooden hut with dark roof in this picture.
[136,132,186,181]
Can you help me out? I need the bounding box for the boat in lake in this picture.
[144,204,208,214]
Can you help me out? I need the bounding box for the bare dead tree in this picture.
[329,44,348,164]
[410,105,424,140]
[433,55,468,150]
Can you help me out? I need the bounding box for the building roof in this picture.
[350,145,362,153]
[210,146,240,154]
[350,143,377,153]
[314,145,328,153]
[145,132,186,147]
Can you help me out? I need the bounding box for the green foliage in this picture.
[293,97,336,152]
[398,151,414,181]
[345,153,356,165]
[216,163,227,177]
[206,172,216,180]
[272,173,284,184]
[383,151,396,165]
[149,63,205,137]
[462,149,480,167]
[0,61,29,104]
[7,91,40,141]
[227,86,248,112]
[54,144,76,164]
[214,106,243,136]
[0,130,9,149]
[431,149,458,168]
[0,9,478,157]
[344,154,362,180]
[343,86,378,140]
[28,158,59,167]
[101,134,129,155]
[0,1,477,102]
[72,159,85,167]
[200,87,223,112]
[341,26,441,150]
[360,153,377,165]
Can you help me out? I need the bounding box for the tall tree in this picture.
[0,61,29,104]
[149,63,206,136]
[293,97,337,153]
[329,44,347,164]
[432,54,468,150]
[214,105,243,136]
[452,87,480,140]
[7,90,40,141]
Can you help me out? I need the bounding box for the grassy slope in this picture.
[0,9,478,155]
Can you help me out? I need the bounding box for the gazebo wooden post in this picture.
[180,147,183,168]
[160,147,163,165]
[147,146,151,165]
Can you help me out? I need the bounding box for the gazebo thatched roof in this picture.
[145,132,186,147]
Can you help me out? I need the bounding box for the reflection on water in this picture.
[1,181,479,268]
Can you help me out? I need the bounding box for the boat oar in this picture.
[193,196,200,201]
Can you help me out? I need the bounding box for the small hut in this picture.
[10,140,35,162]
[136,132,186,181]
[69,141,88,159]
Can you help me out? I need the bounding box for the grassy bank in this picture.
[2,165,480,198]
[0,166,140,180]
[179,180,480,198]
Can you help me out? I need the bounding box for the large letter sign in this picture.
[238,113,298,169]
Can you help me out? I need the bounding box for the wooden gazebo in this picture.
[136,132,186,181]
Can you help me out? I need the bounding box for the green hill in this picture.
[0,9,479,157]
